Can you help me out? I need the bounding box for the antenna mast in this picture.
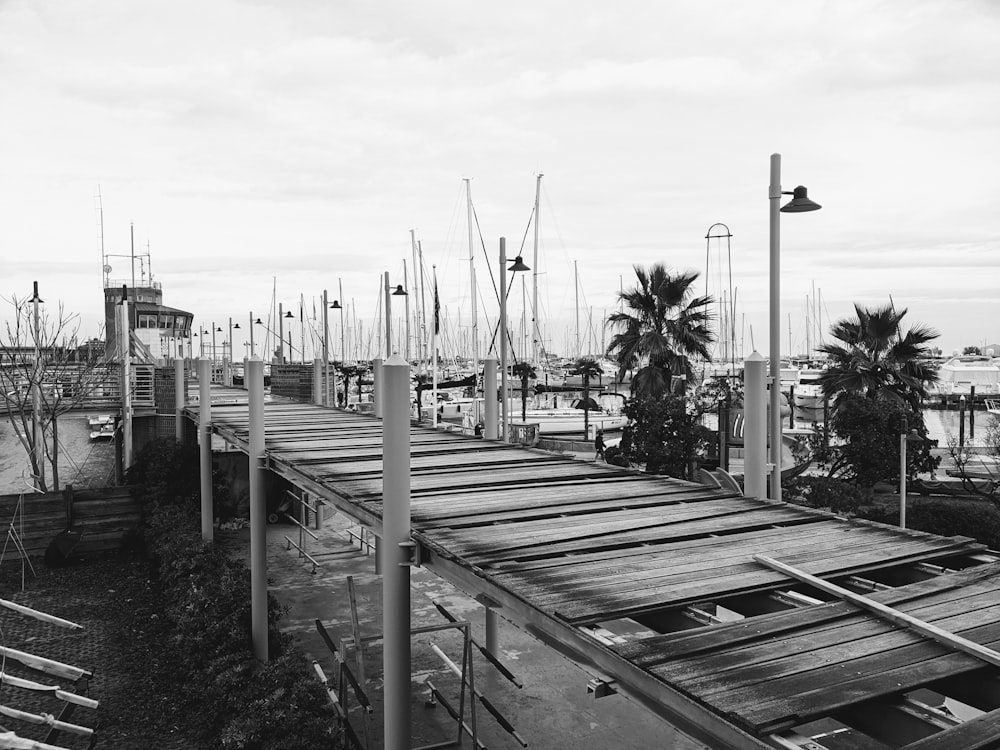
[96,187,108,289]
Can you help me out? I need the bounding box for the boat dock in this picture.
[189,386,1000,749]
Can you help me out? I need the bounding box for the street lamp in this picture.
[383,273,408,358]
[499,240,530,441]
[331,296,346,406]
[283,310,293,363]
[256,316,301,362]
[769,153,821,502]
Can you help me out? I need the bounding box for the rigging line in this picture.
[471,202,501,304]
[518,205,535,257]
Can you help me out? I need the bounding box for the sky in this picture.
[2,0,998,361]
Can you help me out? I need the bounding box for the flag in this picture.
[433,269,440,335]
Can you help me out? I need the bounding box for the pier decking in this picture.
[191,393,1000,749]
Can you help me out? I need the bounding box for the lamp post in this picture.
[227,318,240,386]
[499,238,530,442]
[248,311,255,358]
[256,317,300,362]
[281,310,293,363]
[768,153,821,501]
[384,272,408,358]
[211,324,222,378]
[30,281,44,491]
[331,297,344,406]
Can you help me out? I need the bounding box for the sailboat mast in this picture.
[418,240,427,372]
[130,222,136,290]
[403,259,411,361]
[465,178,478,382]
[532,172,542,368]
[574,260,580,357]
[409,230,419,367]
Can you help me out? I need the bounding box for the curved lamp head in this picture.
[216,326,223,332]
[781,185,822,213]
[254,317,263,325]
[392,284,408,296]
[330,300,342,309]
[508,255,530,272]
[233,322,240,329]
[284,310,294,318]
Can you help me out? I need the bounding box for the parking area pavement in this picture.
[259,513,684,749]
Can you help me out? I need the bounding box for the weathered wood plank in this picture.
[614,562,1000,667]
[549,538,979,623]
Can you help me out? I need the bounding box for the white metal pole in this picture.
[32,284,44,491]
[373,357,384,418]
[313,358,323,406]
[382,353,412,750]
[197,357,213,541]
[743,352,767,500]
[768,153,783,502]
[500,238,509,442]
[247,357,268,662]
[384,272,392,359]
[226,317,233,386]
[484,354,498,439]
[323,289,330,406]
[900,423,908,529]
[119,299,132,473]
[249,311,255,358]
[174,357,185,443]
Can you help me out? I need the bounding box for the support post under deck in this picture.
[198,358,213,542]
[382,353,412,749]
[174,358,185,443]
[247,357,268,662]
[483,354,498,440]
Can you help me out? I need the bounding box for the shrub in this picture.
[784,476,874,515]
[827,396,938,488]
[890,500,1000,550]
[620,393,710,480]
[129,442,341,749]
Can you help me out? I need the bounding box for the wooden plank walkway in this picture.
[193,394,1000,749]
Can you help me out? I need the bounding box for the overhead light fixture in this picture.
[508,256,530,272]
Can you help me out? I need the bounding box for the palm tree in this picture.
[511,361,537,421]
[816,302,939,409]
[570,356,603,439]
[606,264,714,398]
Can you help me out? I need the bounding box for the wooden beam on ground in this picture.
[0,600,82,631]
[0,648,91,682]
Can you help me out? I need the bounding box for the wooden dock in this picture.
[194,394,1000,749]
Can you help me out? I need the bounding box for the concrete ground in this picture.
[254,509,690,750]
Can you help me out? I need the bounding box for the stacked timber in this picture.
[0,486,140,558]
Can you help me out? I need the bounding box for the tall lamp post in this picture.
[383,272,408,358]
[768,153,821,501]
[283,310,293,363]
[499,238,530,442]
[331,297,344,405]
